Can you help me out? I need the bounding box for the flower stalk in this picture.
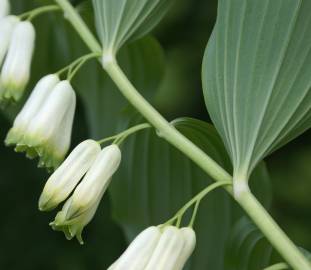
[54,0,311,269]
[19,5,61,21]
[97,123,151,145]
[162,181,232,228]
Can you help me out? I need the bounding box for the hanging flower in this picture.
[109,226,196,270]
[39,140,101,211]
[5,76,76,170]
[0,0,10,18]
[49,144,122,244]
[0,20,35,102]
[0,16,19,67]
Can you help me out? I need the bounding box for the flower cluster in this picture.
[39,140,122,244]
[5,75,76,170]
[0,1,35,102]
[109,226,196,270]
[1,2,198,267]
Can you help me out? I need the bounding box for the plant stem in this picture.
[97,123,151,145]
[175,181,232,227]
[19,5,61,21]
[104,60,233,184]
[54,1,311,269]
[238,191,311,270]
[54,0,102,53]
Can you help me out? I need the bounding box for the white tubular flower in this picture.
[5,74,59,147]
[6,78,76,170]
[38,140,101,212]
[108,227,162,270]
[0,16,19,67]
[22,80,76,169]
[66,144,121,219]
[0,0,10,18]
[50,144,121,243]
[145,226,185,270]
[109,226,196,270]
[0,21,35,102]
[173,228,196,270]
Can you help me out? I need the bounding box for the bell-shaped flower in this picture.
[145,226,186,270]
[0,16,19,67]
[39,140,101,211]
[174,228,197,270]
[5,74,59,147]
[5,78,76,170]
[108,227,162,270]
[109,226,196,270]
[0,21,35,102]
[0,0,10,18]
[49,144,121,243]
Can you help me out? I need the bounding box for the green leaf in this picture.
[202,0,311,181]
[109,117,272,270]
[92,0,175,54]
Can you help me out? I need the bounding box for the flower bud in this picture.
[0,16,19,67]
[0,0,10,18]
[49,144,121,243]
[0,21,35,102]
[6,78,76,170]
[39,140,101,211]
[108,227,161,270]
[145,226,185,270]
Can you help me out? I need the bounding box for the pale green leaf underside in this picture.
[109,117,272,270]
[203,0,311,180]
[92,0,174,53]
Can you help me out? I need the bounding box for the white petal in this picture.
[68,144,121,219]
[173,228,196,270]
[50,83,76,157]
[1,21,35,97]
[39,140,101,211]
[145,226,185,270]
[27,80,76,147]
[110,227,161,270]
[0,0,10,18]
[0,16,19,66]
[13,74,59,132]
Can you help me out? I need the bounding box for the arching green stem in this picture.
[97,123,151,145]
[19,5,61,21]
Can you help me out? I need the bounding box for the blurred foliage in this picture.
[0,0,310,269]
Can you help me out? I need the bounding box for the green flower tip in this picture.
[38,193,58,212]
[49,213,85,245]
[0,83,25,103]
[5,129,65,171]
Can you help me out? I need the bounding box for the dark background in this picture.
[0,0,310,269]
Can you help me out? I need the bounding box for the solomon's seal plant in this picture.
[1,0,311,269]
